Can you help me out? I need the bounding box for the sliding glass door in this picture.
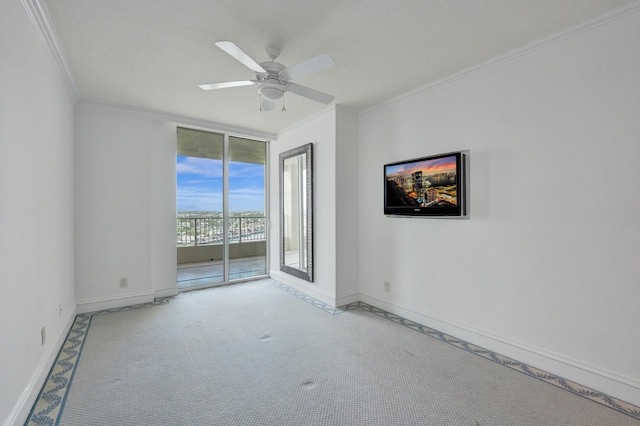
[228,136,267,280]
[176,128,267,289]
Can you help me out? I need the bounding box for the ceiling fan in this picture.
[199,41,336,111]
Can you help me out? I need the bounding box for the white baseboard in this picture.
[6,308,77,426]
[359,292,640,407]
[269,270,336,307]
[336,291,359,307]
[76,291,155,314]
[153,286,178,299]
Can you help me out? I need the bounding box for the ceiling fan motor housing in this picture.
[257,60,287,101]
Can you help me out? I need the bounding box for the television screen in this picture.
[384,151,465,217]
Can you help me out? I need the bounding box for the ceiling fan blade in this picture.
[260,96,275,112]
[199,80,254,90]
[287,83,334,104]
[215,41,266,74]
[280,54,335,81]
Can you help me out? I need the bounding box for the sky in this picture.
[176,156,265,212]
[386,155,457,178]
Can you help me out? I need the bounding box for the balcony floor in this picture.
[177,256,267,289]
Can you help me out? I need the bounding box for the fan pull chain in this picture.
[282,92,286,112]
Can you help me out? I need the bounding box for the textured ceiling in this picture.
[44,0,635,135]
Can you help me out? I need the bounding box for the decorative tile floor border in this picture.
[24,299,170,426]
[356,303,640,421]
[269,279,640,422]
[268,279,361,314]
[25,281,640,424]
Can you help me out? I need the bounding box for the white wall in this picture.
[358,10,640,405]
[74,103,180,312]
[270,109,338,304]
[270,107,360,306]
[150,120,180,298]
[0,2,76,424]
[75,103,156,311]
[74,102,273,312]
[335,107,360,305]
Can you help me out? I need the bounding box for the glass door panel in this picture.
[176,128,225,289]
[228,136,267,280]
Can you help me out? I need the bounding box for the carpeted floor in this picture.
[26,279,640,425]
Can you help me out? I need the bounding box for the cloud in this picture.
[177,157,265,212]
[176,157,222,178]
[229,162,265,178]
[177,186,222,211]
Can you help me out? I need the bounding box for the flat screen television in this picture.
[384,151,466,217]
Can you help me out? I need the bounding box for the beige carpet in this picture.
[28,279,640,425]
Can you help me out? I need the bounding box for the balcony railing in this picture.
[177,216,266,246]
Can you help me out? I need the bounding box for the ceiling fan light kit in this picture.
[199,41,335,111]
[258,83,284,101]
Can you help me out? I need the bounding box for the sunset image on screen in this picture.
[385,155,458,208]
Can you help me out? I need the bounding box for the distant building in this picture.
[412,171,423,199]
[426,188,438,203]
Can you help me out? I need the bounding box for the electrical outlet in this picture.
[119,278,128,288]
[41,327,46,345]
[384,281,391,292]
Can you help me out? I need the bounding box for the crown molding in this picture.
[361,0,640,118]
[21,0,79,102]
[77,99,276,141]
